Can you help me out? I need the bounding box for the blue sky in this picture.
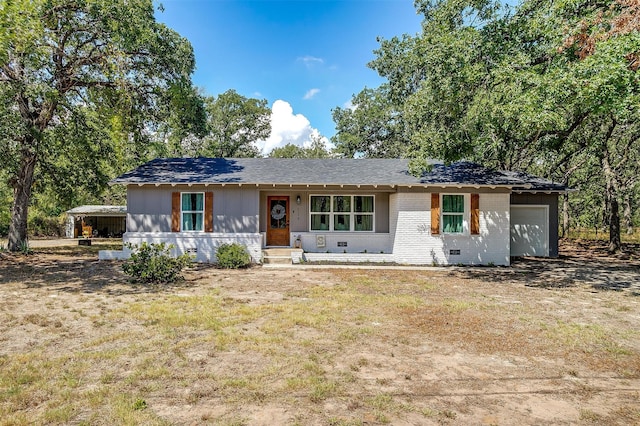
[155,0,422,154]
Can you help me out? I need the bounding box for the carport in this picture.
[65,205,126,238]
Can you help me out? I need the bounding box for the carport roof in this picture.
[66,205,126,216]
[111,158,566,191]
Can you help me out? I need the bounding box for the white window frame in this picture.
[441,193,468,235]
[181,192,205,232]
[309,194,375,232]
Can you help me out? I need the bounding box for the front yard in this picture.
[0,240,639,425]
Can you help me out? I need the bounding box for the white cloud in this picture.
[256,100,333,155]
[302,128,335,152]
[297,55,324,68]
[343,99,356,111]
[303,88,320,100]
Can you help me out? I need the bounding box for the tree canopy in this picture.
[332,0,640,251]
[0,0,204,250]
[195,90,271,158]
[268,132,332,158]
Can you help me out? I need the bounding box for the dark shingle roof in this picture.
[503,170,568,192]
[111,157,566,191]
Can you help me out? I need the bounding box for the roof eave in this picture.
[114,181,522,189]
[512,188,572,194]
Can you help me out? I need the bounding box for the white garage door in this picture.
[510,205,549,257]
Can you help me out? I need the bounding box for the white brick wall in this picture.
[121,232,263,263]
[389,192,510,265]
[389,193,435,264]
[302,253,395,263]
[294,232,392,254]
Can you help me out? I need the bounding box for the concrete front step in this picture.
[262,248,304,265]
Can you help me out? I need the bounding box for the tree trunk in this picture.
[562,191,570,238]
[600,123,622,254]
[623,193,633,235]
[609,197,622,253]
[8,150,37,252]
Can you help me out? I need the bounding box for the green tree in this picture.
[159,84,209,158]
[337,0,640,252]
[269,144,307,158]
[195,89,271,158]
[305,132,332,158]
[268,133,332,158]
[331,85,408,158]
[0,0,201,251]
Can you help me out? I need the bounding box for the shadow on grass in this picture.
[3,239,639,296]
[456,240,640,296]
[0,248,218,295]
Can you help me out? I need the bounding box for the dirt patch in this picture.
[460,238,640,294]
[0,240,639,425]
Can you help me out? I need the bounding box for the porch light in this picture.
[296,195,301,205]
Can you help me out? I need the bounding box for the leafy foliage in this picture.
[215,243,252,269]
[0,0,204,250]
[193,90,271,158]
[333,0,640,251]
[123,242,192,284]
[331,85,409,158]
[268,132,332,158]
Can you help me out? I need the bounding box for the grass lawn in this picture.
[0,242,639,425]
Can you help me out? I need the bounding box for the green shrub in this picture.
[19,240,33,255]
[28,214,65,237]
[0,222,8,237]
[216,243,251,269]
[122,242,192,284]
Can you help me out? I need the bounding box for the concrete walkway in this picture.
[262,263,445,271]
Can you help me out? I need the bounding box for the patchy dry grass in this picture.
[0,243,639,424]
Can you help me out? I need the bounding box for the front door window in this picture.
[270,199,287,229]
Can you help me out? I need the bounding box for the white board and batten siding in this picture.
[510,205,549,257]
[119,185,262,263]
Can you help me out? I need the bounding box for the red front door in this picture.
[266,196,290,246]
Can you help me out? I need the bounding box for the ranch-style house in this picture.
[101,157,566,265]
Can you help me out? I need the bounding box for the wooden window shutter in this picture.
[204,192,214,233]
[471,193,480,235]
[431,193,440,235]
[171,192,180,232]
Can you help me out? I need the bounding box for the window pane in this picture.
[311,214,329,230]
[354,196,374,213]
[354,214,373,231]
[310,196,330,212]
[443,195,464,213]
[270,200,287,229]
[334,214,350,231]
[182,193,203,211]
[443,215,463,233]
[333,196,351,213]
[183,213,203,231]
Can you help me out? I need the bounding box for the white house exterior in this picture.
[102,158,566,266]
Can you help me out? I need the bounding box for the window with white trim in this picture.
[181,192,204,231]
[442,194,464,233]
[310,195,374,232]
